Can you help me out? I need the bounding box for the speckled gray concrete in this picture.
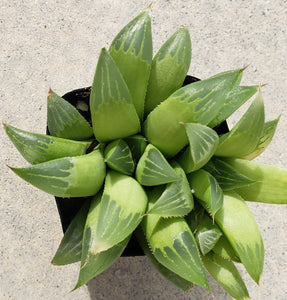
[1,1,287,299]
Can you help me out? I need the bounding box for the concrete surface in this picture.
[1,1,287,299]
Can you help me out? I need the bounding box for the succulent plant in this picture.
[5,8,287,299]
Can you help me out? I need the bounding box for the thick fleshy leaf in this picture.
[124,134,147,162]
[204,157,255,191]
[208,85,259,128]
[90,48,140,142]
[109,9,152,119]
[136,144,180,186]
[10,149,106,197]
[104,139,135,175]
[76,195,130,289]
[134,227,193,292]
[144,68,244,157]
[195,214,222,255]
[142,212,209,289]
[202,252,249,300]
[215,92,265,157]
[214,191,264,283]
[84,171,147,255]
[144,27,191,115]
[226,158,287,204]
[51,199,91,265]
[177,123,219,173]
[187,169,223,217]
[4,123,91,164]
[243,116,280,160]
[212,234,241,262]
[148,162,193,217]
[47,89,93,140]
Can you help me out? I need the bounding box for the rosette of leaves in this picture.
[5,8,287,299]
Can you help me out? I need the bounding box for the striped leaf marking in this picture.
[51,199,91,266]
[143,215,210,290]
[202,252,249,300]
[144,69,244,157]
[47,89,93,140]
[226,158,287,204]
[212,234,241,262]
[144,27,191,114]
[177,123,219,173]
[214,191,264,283]
[208,85,259,128]
[10,149,106,197]
[4,123,91,164]
[148,162,193,217]
[136,144,180,186]
[104,139,135,175]
[90,48,140,142]
[77,195,130,289]
[187,169,223,217]
[243,116,280,160]
[124,134,147,162]
[109,9,152,119]
[134,227,193,292]
[194,214,222,255]
[215,92,265,157]
[86,171,147,255]
[204,157,255,191]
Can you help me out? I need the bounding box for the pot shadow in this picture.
[86,256,230,300]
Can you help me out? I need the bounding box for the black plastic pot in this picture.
[51,75,229,257]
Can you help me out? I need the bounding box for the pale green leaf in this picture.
[144,68,244,157]
[202,252,249,300]
[215,92,265,157]
[90,48,140,142]
[177,123,219,173]
[148,162,193,217]
[4,123,91,164]
[214,191,264,283]
[47,89,93,140]
[109,9,152,119]
[144,27,191,115]
[136,144,180,186]
[10,149,106,197]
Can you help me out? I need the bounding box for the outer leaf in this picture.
[195,214,222,255]
[215,92,265,157]
[85,171,147,255]
[47,89,93,140]
[226,158,287,204]
[104,139,135,175]
[142,211,209,290]
[208,85,259,128]
[144,27,191,115]
[136,144,180,186]
[243,116,280,160]
[202,252,249,300]
[144,68,244,157]
[109,9,152,119]
[148,162,193,217]
[51,199,91,265]
[204,157,255,191]
[124,134,147,162]
[187,169,223,217]
[4,123,91,164]
[90,48,140,142]
[214,191,264,283]
[177,123,219,173]
[134,227,193,292]
[212,234,241,262]
[10,149,106,197]
[76,194,130,289]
